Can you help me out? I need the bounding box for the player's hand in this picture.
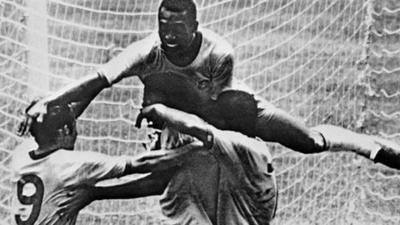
[57,185,94,217]
[17,99,49,136]
[135,104,167,129]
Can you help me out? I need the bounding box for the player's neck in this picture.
[165,31,202,67]
[29,145,59,160]
[34,144,60,156]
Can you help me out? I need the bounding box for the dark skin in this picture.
[158,6,202,66]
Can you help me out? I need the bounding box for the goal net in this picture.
[1,0,399,224]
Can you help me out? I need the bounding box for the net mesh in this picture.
[0,0,399,224]
[351,0,400,224]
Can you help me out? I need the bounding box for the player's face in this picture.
[55,122,77,150]
[158,7,197,52]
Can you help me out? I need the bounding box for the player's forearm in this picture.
[45,73,108,106]
[123,142,203,175]
[160,106,213,146]
[140,104,214,146]
[93,171,174,200]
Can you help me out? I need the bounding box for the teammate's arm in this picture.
[17,74,108,135]
[95,170,175,200]
[123,142,203,174]
[136,104,213,147]
[18,34,156,136]
[58,170,175,217]
[71,142,202,185]
[58,142,202,215]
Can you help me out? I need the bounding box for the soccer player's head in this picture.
[29,104,77,150]
[159,90,258,148]
[216,90,258,137]
[158,0,198,51]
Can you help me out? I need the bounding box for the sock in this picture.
[374,148,400,170]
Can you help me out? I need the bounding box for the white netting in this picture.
[351,0,400,224]
[0,0,399,224]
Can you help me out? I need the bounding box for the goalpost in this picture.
[0,0,399,224]
[26,0,50,96]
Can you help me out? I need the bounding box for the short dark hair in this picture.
[29,104,75,145]
[217,90,258,137]
[159,0,197,22]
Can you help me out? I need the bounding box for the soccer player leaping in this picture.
[18,0,400,169]
[10,101,199,225]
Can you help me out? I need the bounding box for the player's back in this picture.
[158,128,277,225]
[10,138,127,225]
[11,139,80,225]
[212,129,277,225]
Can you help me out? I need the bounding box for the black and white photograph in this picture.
[1,0,400,224]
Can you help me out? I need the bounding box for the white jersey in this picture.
[10,139,126,225]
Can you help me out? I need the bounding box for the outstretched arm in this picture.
[136,104,213,148]
[18,34,157,136]
[95,170,175,200]
[57,170,175,216]
[123,142,203,175]
[69,142,203,188]
[58,143,203,215]
[48,73,108,106]
[18,74,109,135]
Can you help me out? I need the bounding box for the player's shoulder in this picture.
[13,138,37,153]
[51,149,108,162]
[211,128,273,166]
[11,138,37,167]
[51,149,125,171]
[200,27,234,57]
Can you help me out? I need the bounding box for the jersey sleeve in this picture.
[211,128,272,176]
[97,33,158,85]
[209,42,234,99]
[55,151,127,186]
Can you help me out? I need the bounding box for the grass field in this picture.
[1,0,400,224]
